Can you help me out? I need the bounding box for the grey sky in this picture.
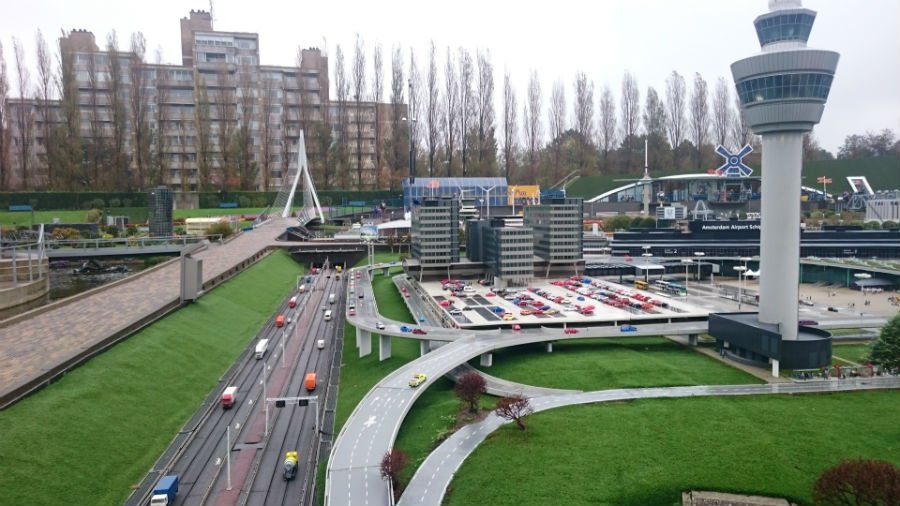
[2,0,898,155]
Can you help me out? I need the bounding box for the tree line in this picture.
[1,30,898,192]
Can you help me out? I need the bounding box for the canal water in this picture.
[0,258,164,320]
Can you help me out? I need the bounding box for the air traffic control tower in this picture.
[709,0,839,375]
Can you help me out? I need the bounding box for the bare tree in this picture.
[351,34,366,188]
[548,79,566,182]
[85,40,104,188]
[712,76,731,148]
[523,70,542,182]
[35,30,55,188]
[54,32,83,190]
[12,37,34,188]
[386,45,405,190]
[128,32,152,190]
[334,44,350,187]
[457,48,474,176]
[597,84,617,170]
[689,72,710,169]
[454,372,487,413]
[501,70,517,180]
[573,71,594,171]
[665,70,687,168]
[193,73,213,190]
[107,31,131,190]
[258,72,275,191]
[495,395,533,431]
[643,86,667,138]
[730,97,752,150]
[236,62,259,190]
[620,71,641,170]
[215,66,239,190]
[408,48,422,181]
[154,49,169,187]
[474,49,495,175]
[0,41,9,189]
[372,43,384,187]
[425,41,440,176]
[379,449,410,500]
[444,47,459,176]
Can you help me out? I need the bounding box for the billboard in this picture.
[508,185,541,206]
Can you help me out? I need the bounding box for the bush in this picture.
[122,198,132,208]
[125,226,138,236]
[105,225,119,237]
[812,458,900,505]
[882,221,898,230]
[206,221,234,239]
[85,209,103,223]
[109,198,121,208]
[51,227,82,240]
[89,198,105,209]
[173,226,186,236]
[863,221,882,230]
[238,195,251,208]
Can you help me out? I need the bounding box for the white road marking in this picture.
[363,415,377,428]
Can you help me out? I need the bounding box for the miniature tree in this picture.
[495,394,533,431]
[812,458,900,505]
[869,313,900,371]
[454,372,487,413]
[379,448,409,499]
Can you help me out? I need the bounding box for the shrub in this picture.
[173,226,186,236]
[52,227,82,240]
[812,458,900,505]
[122,198,132,207]
[238,195,251,208]
[206,221,234,239]
[85,209,103,223]
[109,198,121,208]
[89,198,105,209]
[105,225,119,237]
[125,226,138,236]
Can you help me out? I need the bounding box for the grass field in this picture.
[832,343,873,364]
[445,391,900,506]
[0,250,302,506]
[475,337,763,390]
[0,207,282,228]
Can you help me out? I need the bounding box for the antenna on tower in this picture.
[209,0,217,27]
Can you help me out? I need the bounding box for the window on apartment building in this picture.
[267,105,282,114]
[235,39,257,49]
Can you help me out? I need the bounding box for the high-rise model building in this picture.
[711,0,838,375]
[524,197,583,276]
[411,197,460,266]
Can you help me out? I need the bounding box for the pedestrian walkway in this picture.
[0,218,292,408]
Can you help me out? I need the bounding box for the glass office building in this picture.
[524,198,584,264]
[403,177,507,211]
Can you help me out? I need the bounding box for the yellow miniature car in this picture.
[409,373,428,387]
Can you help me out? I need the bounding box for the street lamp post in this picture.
[681,258,692,294]
[641,252,653,282]
[734,265,748,310]
[406,79,416,184]
[694,251,705,281]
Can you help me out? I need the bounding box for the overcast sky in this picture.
[2,0,898,154]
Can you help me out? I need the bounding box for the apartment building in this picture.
[4,10,397,191]
[467,218,534,286]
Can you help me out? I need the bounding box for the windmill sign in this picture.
[715,144,754,177]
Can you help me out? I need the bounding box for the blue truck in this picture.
[150,475,179,505]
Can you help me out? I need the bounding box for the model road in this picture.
[328,262,890,506]
[130,269,342,506]
[399,376,900,506]
[329,264,709,506]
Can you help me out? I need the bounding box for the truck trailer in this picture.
[150,475,179,505]
[255,339,269,359]
[221,386,237,409]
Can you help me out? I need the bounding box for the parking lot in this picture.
[419,276,709,329]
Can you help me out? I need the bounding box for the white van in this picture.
[317,339,325,349]
[328,293,336,304]
[324,310,333,321]
[298,284,307,294]
[255,339,269,359]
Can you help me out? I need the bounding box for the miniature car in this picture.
[503,313,515,321]
[409,373,427,387]
[376,321,385,330]
[449,309,462,316]
[486,292,496,297]
[564,328,579,334]
[348,308,356,316]
[412,328,427,335]
[400,325,411,333]
[620,324,637,332]
[520,309,533,316]
[512,324,521,331]
[418,315,426,322]
[798,320,818,326]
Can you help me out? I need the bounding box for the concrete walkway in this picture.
[0,218,292,407]
[665,334,791,383]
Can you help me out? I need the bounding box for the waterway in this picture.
[0,258,164,320]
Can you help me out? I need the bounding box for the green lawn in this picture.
[832,343,873,364]
[0,207,284,228]
[0,250,302,506]
[476,337,763,390]
[445,391,900,506]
